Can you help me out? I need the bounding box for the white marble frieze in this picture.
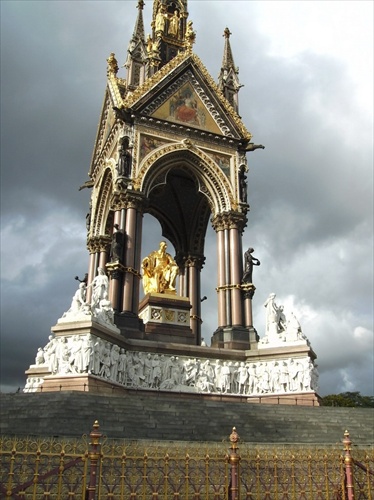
[26,333,319,396]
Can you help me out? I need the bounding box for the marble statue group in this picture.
[60,267,114,326]
[262,293,307,345]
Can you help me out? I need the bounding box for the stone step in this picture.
[1,392,373,445]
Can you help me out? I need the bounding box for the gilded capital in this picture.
[211,211,247,232]
[87,235,111,254]
[110,190,147,213]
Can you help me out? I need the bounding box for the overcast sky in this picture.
[1,0,373,397]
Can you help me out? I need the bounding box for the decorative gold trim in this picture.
[190,53,252,141]
[124,51,188,108]
[215,284,242,292]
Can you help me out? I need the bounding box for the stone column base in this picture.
[211,326,257,350]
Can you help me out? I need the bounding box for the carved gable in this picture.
[125,53,251,141]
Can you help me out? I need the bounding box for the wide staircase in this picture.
[1,391,373,445]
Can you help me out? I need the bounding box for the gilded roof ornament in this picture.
[185,21,196,53]
[107,52,119,76]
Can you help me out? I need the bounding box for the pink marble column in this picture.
[229,227,243,326]
[217,228,227,327]
[98,249,107,269]
[122,206,137,312]
[243,293,254,327]
[108,211,122,310]
[86,252,98,303]
[188,263,201,343]
[131,209,143,313]
[179,264,188,297]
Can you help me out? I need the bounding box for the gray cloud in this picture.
[1,1,372,396]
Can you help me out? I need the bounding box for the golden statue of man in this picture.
[142,241,179,294]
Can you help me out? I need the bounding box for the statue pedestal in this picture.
[211,326,259,350]
[138,293,195,345]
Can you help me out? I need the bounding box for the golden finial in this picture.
[185,20,196,51]
[229,426,240,444]
[107,52,118,76]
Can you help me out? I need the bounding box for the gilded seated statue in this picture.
[142,241,179,294]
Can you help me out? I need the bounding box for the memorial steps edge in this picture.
[0,392,373,445]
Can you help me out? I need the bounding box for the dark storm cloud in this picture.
[1,1,372,396]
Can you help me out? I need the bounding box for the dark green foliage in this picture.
[322,392,374,407]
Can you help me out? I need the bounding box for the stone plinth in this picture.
[40,374,128,394]
[138,293,195,345]
[24,310,319,406]
[51,318,121,341]
[211,326,257,350]
[247,392,320,406]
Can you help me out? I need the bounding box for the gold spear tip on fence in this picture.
[343,430,352,450]
[229,427,240,444]
[89,420,102,444]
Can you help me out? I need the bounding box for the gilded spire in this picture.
[218,27,242,114]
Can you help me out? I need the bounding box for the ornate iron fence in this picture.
[0,423,373,499]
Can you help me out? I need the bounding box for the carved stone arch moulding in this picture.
[91,121,121,181]
[92,167,114,237]
[135,142,235,216]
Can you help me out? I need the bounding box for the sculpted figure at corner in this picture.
[242,247,260,284]
[142,241,179,294]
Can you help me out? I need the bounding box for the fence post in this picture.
[87,420,102,500]
[227,427,241,500]
[343,430,355,500]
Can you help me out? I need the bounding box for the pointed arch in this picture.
[136,141,236,216]
[92,168,114,236]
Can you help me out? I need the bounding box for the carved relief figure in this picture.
[29,333,319,397]
[142,241,179,294]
